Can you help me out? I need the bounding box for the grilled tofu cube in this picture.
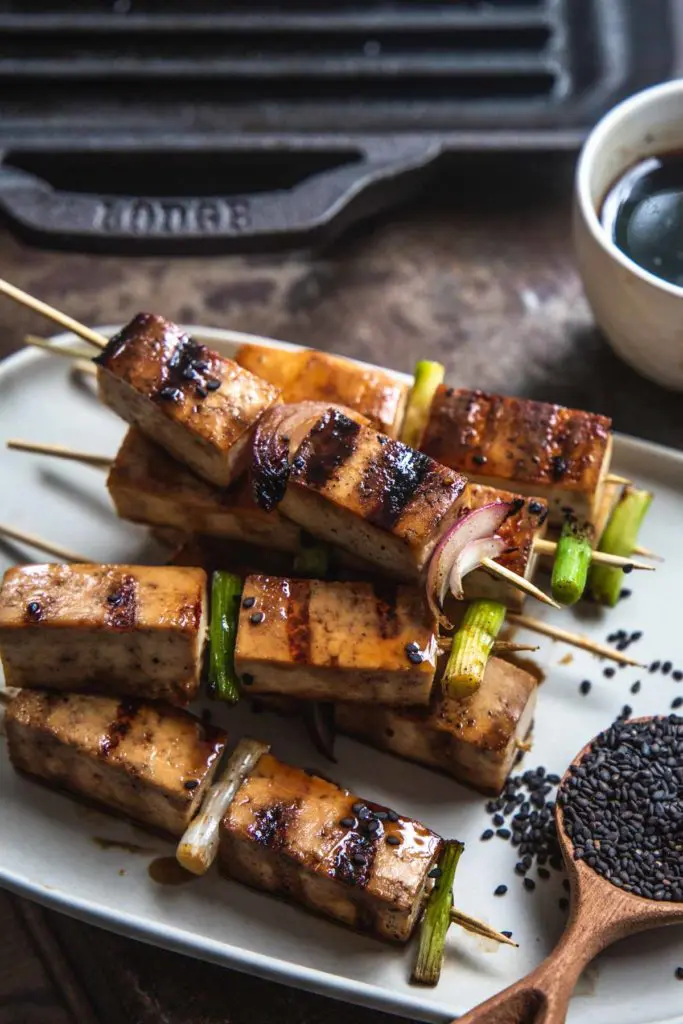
[6,690,226,836]
[236,343,408,437]
[0,564,207,704]
[219,752,443,942]
[421,388,612,526]
[96,315,280,487]
[278,409,467,580]
[108,429,302,553]
[336,657,538,794]
[234,575,437,705]
[462,484,549,611]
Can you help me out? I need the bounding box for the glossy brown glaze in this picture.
[336,656,538,795]
[108,428,302,553]
[284,412,467,577]
[421,387,612,524]
[6,690,227,836]
[235,575,437,705]
[0,563,207,704]
[219,752,442,942]
[96,313,280,487]
[235,342,408,437]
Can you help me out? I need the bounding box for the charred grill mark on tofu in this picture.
[284,579,311,664]
[99,698,139,757]
[333,827,379,888]
[372,582,400,639]
[422,387,611,490]
[251,429,290,513]
[362,441,433,531]
[295,410,361,489]
[250,800,299,849]
[105,574,138,631]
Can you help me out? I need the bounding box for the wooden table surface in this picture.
[1,153,681,1024]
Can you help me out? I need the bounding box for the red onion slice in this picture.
[448,535,508,601]
[426,501,513,628]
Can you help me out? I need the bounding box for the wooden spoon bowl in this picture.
[454,717,683,1024]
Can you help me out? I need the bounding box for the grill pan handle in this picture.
[0,140,440,254]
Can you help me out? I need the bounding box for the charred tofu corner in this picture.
[6,690,227,836]
[96,314,280,487]
[0,563,208,704]
[219,752,443,942]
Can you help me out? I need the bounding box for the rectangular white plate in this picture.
[1,327,682,1024]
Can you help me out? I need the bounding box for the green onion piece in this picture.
[589,488,653,607]
[412,840,465,986]
[208,571,242,703]
[401,360,445,449]
[551,518,593,606]
[442,600,506,698]
[293,542,330,578]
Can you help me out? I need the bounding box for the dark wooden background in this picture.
[1,153,681,1024]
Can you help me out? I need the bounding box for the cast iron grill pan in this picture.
[0,0,674,252]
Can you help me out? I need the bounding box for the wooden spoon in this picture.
[455,719,683,1024]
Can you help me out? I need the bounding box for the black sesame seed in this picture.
[472,454,487,465]
[630,680,641,694]
[480,829,494,841]
[386,834,401,846]
[523,878,536,892]
[241,673,254,686]
[673,670,683,682]
[538,867,550,880]
[671,697,683,710]
[26,600,42,619]
[528,501,544,515]
[196,386,208,399]
[675,967,683,981]
[493,814,505,827]
[184,779,199,790]
[603,667,615,678]
[494,884,508,897]
[663,661,672,675]
[580,680,592,696]
[158,386,182,401]
[631,631,643,642]
[405,641,419,654]
[502,931,513,939]
[387,809,399,822]
[242,596,256,608]
[559,897,569,911]
[340,817,355,828]
[622,564,634,574]
[250,611,265,624]
[352,802,364,814]
[366,819,381,833]
[428,866,442,879]
[619,588,632,600]
[206,378,221,391]
[407,650,424,665]
[650,660,661,673]
[496,828,511,840]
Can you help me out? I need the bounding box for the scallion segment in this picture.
[401,360,445,450]
[551,518,593,606]
[442,600,506,698]
[590,488,653,607]
[208,571,242,703]
[412,840,465,986]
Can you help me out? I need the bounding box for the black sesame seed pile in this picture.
[481,766,564,894]
[557,716,683,902]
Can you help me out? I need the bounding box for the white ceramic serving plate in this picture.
[1,327,682,1024]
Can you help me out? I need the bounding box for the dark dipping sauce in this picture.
[601,153,683,287]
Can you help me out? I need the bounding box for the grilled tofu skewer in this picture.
[4,689,227,836]
[0,280,282,488]
[0,563,208,704]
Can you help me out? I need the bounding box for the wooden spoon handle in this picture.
[453,916,605,1024]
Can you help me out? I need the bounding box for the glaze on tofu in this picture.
[0,563,207,704]
[234,575,438,705]
[6,690,226,836]
[219,752,443,941]
[336,657,538,794]
[421,388,612,526]
[96,315,280,487]
[108,429,302,553]
[257,408,467,581]
[236,343,408,437]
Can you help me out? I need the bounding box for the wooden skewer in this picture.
[73,358,98,379]
[508,612,645,667]
[0,279,108,350]
[436,638,539,655]
[515,739,533,753]
[0,523,89,563]
[533,537,654,572]
[480,557,561,610]
[449,909,518,947]
[632,544,663,562]
[605,474,632,486]
[24,334,94,362]
[7,439,112,470]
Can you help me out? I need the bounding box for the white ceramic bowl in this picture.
[574,78,683,390]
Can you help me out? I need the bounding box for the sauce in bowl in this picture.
[600,152,683,287]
